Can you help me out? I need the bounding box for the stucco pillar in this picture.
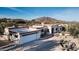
[47,26,52,34]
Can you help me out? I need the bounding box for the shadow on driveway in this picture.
[25,40,59,51]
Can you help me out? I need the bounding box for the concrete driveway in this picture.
[11,36,60,51]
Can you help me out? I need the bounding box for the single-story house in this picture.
[4,27,41,44]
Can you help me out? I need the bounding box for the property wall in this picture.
[19,31,41,44]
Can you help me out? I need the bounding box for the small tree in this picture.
[0,24,5,35]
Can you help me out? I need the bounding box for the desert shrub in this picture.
[68,24,79,38]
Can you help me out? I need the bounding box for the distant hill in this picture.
[32,17,65,24]
[0,17,79,27]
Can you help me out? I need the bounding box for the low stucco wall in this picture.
[0,35,8,40]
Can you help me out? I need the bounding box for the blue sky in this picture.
[0,7,79,21]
